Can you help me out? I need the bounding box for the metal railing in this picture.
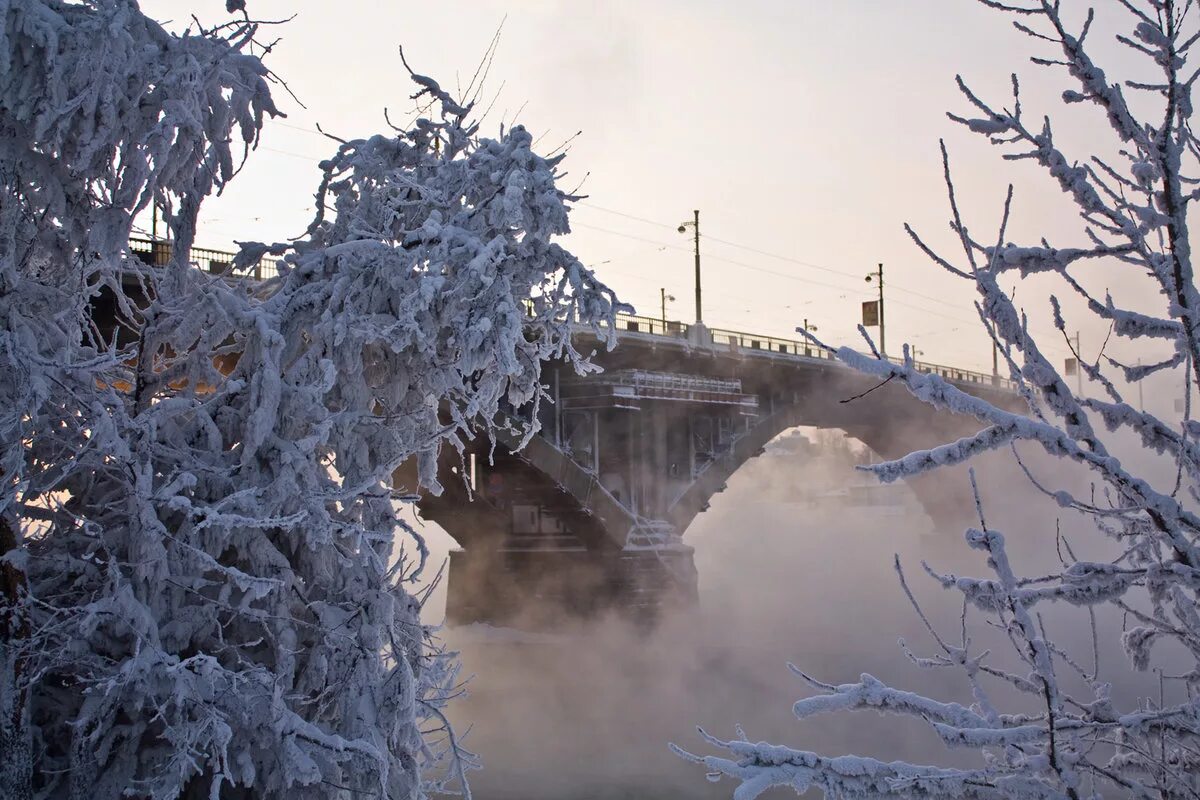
[128,237,283,281]
[602,312,689,339]
[578,369,753,399]
[906,360,1014,390]
[662,321,1017,393]
[709,326,838,361]
[133,237,1013,392]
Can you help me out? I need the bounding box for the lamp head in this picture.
[865,274,874,283]
[677,224,687,233]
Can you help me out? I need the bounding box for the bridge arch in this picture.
[417,373,1006,626]
[412,326,1023,627]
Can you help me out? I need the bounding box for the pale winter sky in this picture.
[143,1,1173,390]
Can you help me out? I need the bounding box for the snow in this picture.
[0,4,618,798]
[679,3,1200,798]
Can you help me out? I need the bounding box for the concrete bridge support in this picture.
[417,338,1019,628]
[83,238,1020,630]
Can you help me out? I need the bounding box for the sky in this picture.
[141,0,1174,385]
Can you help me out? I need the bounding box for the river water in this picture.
[417,443,1166,799]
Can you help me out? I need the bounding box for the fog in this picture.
[410,422,1186,799]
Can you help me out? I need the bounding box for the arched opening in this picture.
[728,427,931,519]
[686,425,938,628]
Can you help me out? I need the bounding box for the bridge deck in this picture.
[590,313,1015,393]
[125,235,1014,394]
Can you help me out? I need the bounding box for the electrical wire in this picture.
[219,143,1069,359]
[575,200,985,311]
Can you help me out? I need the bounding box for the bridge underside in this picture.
[413,329,1020,629]
[84,240,1019,630]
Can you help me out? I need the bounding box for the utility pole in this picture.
[865,263,885,357]
[678,210,702,323]
[1137,357,1144,412]
[1073,331,1083,395]
[992,339,999,383]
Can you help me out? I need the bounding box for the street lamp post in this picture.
[1137,358,1144,411]
[1072,330,1082,395]
[802,319,818,355]
[865,263,885,357]
[678,210,701,324]
[660,288,675,330]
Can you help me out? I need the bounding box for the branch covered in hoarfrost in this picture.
[0,4,620,798]
[682,2,1200,798]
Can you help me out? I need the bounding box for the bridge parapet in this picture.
[127,236,283,280]
[593,313,1015,393]
[124,237,1012,395]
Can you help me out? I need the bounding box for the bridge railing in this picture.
[707,322,1015,391]
[128,237,283,281]
[708,325,836,361]
[602,312,689,339]
[128,237,1014,392]
[908,359,1014,390]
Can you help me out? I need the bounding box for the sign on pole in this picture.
[861,300,879,327]
[1064,357,1078,377]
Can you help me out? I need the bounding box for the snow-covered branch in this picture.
[0,4,618,798]
[681,3,1200,798]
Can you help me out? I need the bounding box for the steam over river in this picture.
[416,435,1170,799]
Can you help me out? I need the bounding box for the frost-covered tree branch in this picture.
[679,2,1200,798]
[0,2,618,798]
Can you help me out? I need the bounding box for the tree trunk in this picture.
[0,511,31,800]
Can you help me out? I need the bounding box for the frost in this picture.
[680,4,1200,799]
[0,4,617,798]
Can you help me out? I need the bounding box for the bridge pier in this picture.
[417,328,1024,631]
[79,239,1022,632]
[419,368,754,628]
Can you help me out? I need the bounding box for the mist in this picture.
[402,410,1185,800]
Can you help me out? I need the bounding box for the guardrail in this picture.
[615,317,1013,391]
[604,313,690,339]
[706,324,1013,390]
[709,326,834,360]
[128,237,282,281]
[132,237,1013,391]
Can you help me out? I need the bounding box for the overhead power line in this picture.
[226,146,1067,353]
[575,200,977,312]
[571,221,985,328]
[570,201,1074,348]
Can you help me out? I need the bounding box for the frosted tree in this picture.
[0,2,618,798]
[677,2,1200,798]
[0,3,282,795]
